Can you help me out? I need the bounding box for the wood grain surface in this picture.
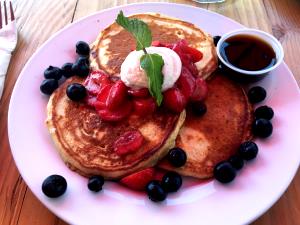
[0,0,299,224]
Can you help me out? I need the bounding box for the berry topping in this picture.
[120,168,155,191]
[184,46,203,63]
[40,79,58,95]
[163,87,187,113]
[94,84,113,109]
[113,130,144,156]
[214,161,236,184]
[176,67,195,100]
[133,98,157,116]
[238,141,259,160]
[72,57,90,77]
[88,176,104,192]
[161,171,182,193]
[190,77,208,102]
[128,88,150,98]
[61,63,74,78]
[97,100,132,122]
[44,66,62,80]
[248,86,267,103]
[252,118,273,138]
[228,154,244,170]
[254,105,274,120]
[213,36,221,46]
[66,83,87,101]
[191,101,207,116]
[76,41,90,56]
[42,175,67,198]
[84,70,111,96]
[106,80,128,110]
[167,147,187,167]
[151,41,166,47]
[146,180,167,202]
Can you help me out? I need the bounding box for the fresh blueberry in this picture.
[66,83,86,101]
[40,79,58,95]
[88,176,104,192]
[213,36,221,46]
[254,105,274,120]
[238,141,259,160]
[167,147,187,168]
[146,180,167,202]
[42,175,67,198]
[61,62,74,78]
[72,58,90,77]
[78,56,90,66]
[44,66,62,80]
[161,172,182,193]
[76,41,90,56]
[191,101,207,116]
[228,154,244,170]
[214,161,236,183]
[248,86,267,104]
[252,118,273,138]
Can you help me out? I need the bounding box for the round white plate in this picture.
[8,3,300,225]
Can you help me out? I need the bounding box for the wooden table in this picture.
[1,0,300,224]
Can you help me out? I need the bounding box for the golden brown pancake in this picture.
[46,77,186,179]
[159,74,253,178]
[90,13,218,80]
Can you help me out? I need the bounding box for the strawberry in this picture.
[84,70,111,95]
[114,130,144,156]
[106,80,128,110]
[153,168,166,181]
[133,98,157,116]
[128,88,150,98]
[176,67,195,100]
[120,168,155,191]
[94,84,113,110]
[163,87,187,113]
[190,77,208,102]
[97,100,132,122]
[185,46,203,63]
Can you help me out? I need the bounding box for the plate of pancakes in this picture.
[8,3,300,225]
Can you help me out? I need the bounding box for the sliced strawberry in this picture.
[106,80,128,110]
[94,84,113,110]
[176,67,195,100]
[114,130,144,156]
[153,168,166,181]
[120,168,155,191]
[84,70,111,95]
[185,46,203,63]
[133,98,157,116]
[163,87,187,113]
[97,100,132,122]
[128,88,150,98]
[151,41,166,47]
[190,77,208,102]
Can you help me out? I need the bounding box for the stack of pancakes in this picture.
[46,13,253,180]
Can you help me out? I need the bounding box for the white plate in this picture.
[8,3,300,225]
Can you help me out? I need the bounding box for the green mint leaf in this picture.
[116,10,152,50]
[140,53,164,106]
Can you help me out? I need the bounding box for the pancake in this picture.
[90,13,218,80]
[46,77,186,179]
[159,74,253,179]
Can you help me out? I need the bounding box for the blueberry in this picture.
[238,141,259,160]
[167,147,187,168]
[42,175,67,198]
[213,36,221,46]
[61,62,74,78]
[44,66,62,80]
[146,181,167,202]
[72,58,90,77]
[214,161,236,183]
[254,105,274,120]
[40,79,58,95]
[88,176,104,192]
[77,56,90,66]
[66,83,86,101]
[161,172,182,193]
[252,118,273,138]
[191,101,207,116]
[228,154,244,170]
[248,86,267,104]
[76,41,90,56]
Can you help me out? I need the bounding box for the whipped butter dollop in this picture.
[120,47,182,91]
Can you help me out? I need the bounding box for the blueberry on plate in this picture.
[42,174,67,198]
[254,105,274,120]
[161,172,182,193]
[214,161,236,183]
[238,141,259,161]
[252,118,273,138]
[88,176,104,192]
[191,101,207,116]
[72,58,90,77]
[44,66,62,80]
[213,35,221,46]
[228,154,244,170]
[247,86,267,104]
[61,62,74,78]
[40,79,58,95]
[66,83,86,101]
[76,41,90,56]
[167,147,187,168]
[146,180,167,202]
